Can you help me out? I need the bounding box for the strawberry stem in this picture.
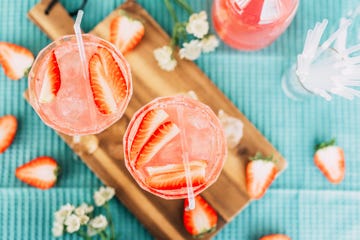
[315,138,336,151]
[249,152,277,163]
[173,0,194,14]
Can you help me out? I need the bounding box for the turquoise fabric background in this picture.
[1,0,360,239]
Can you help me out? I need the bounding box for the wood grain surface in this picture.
[27,1,287,239]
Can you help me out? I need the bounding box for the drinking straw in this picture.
[73,10,87,80]
[176,97,195,210]
[72,10,96,133]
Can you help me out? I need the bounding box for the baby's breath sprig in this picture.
[52,186,117,240]
[154,0,219,71]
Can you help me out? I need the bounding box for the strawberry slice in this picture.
[135,121,180,169]
[110,15,145,54]
[15,156,59,190]
[146,160,207,190]
[0,115,17,154]
[130,109,169,160]
[314,139,345,184]
[0,42,34,80]
[145,159,207,176]
[246,153,277,199]
[260,234,291,240]
[39,50,61,103]
[183,195,218,238]
[89,46,127,114]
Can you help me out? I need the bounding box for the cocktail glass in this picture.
[123,95,227,206]
[212,0,299,51]
[28,33,132,135]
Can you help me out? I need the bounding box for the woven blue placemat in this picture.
[1,0,360,239]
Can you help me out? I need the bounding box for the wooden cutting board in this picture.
[27,0,287,239]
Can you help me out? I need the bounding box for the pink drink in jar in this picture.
[28,34,132,135]
[124,95,227,199]
[212,0,299,51]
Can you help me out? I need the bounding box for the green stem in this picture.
[164,0,178,23]
[99,231,107,240]
[173,0,193,14]
[104,203,116,240]
[77,230,91,240]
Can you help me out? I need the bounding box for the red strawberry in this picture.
[260,234,291,240]
[130,109,169,160]
[135,121,180,169]
[15,156,59,190]
[89,46,128,114]
[146,160,207,190]
[0,115,17,154]
[110,15,145,54]
[0,42,34,80]
[246,153,277,199]
[314,139,345,184]
[183,195,218,238]
[39,50,61,103]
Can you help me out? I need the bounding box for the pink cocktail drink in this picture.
[28,34,132,135]
[212,0,299,50]
[124,95,227,199]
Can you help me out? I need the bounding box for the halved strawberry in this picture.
[0,42,34,80]
[89,46,127,114]
[314,139,345,184]
[110,15,145,54]
[15,156,59,190]
[130,109,169,160]
[146,160,207,190]
[246,153,277,199]
[260,234,291,240]
[183,195,218,238]
[146,159,207,176]
[39,50,61,103]
[0,115,17,154]
[135,121,180,169]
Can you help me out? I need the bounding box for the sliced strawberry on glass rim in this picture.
[15,156,59,190]
[130,109,169,160]
[135,121,180,169]
[0,42,34,80]
[0,115,17,154]
[39,50,61,103]
[89,46,127,115]
[110,15,145,54]
[183,195,218,238]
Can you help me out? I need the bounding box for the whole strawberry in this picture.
[246,153,277,199]
[314,138,345,184]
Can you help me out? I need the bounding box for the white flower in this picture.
[201,35,220,53]
[54,204,75,223]
[52,221,64,237]
[154,46,177,71]
[94,186,115,206]
[79,215,90,225]
[75,203,94,216]
[89,215,108,230]
[186,11,209,38]
[87,226,98,237]
[179,40,202,60]
[64,214,81,233]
